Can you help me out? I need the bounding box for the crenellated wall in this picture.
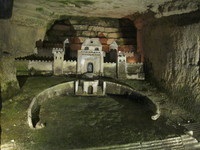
[28,60,53,72]
[63,60,77,74]
[103,62,117,78]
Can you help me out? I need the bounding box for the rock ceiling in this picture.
[12,0,200,27]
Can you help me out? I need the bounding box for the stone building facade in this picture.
[77,38,105,76]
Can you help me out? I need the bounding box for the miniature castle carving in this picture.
[15,38,144,80]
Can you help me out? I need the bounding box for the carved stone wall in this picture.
[143,13,200,114]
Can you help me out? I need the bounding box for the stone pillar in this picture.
[117,52,127,79]
[0,56,20,101]
[134,18,144,62]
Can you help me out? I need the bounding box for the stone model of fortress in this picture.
[15,38,144,80]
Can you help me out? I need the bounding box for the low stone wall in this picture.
[143,13,200,117]
[106,81,160,120]
[28,80,160,129]
[27,81,74,128]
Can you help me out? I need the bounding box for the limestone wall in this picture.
[103,62,116,78]
[63,60,77,74]
[1,56,20,100]
[46,17,136,53]
[143,13,200,113]
[28,60,53,72]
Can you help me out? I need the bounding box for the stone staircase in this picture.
[183,123,200,141]
[84,134,200,150]
[2,134,200,150]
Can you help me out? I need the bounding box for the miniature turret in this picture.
[117,51,127,79]
[109,41,118,51]
[109,41,118,62]
[52,48,64,75]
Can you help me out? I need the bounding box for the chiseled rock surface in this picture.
[143,13,200,117]
[11,0,200,26]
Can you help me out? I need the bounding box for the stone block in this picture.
[73,25,88,31]
[108,32,122,38]
[88,26,105,32]
[98,32,107,38]
[82,31,92,37]
[105,27,119,33]
[90,31,97,37]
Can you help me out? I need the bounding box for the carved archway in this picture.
[87,62,93,73]
[88,85,93,94]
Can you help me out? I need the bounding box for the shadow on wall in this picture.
[35,19,77,60]
[0,0,13,19]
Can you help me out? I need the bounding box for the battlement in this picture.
[15,55,53,61]
[52,48,64,53]
[29,60,53,63]
[124,52,134,57]
[63,60,77,63]
[127,62,143,65]
[104,62,116,64]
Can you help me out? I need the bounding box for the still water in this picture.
[30,95,183,149]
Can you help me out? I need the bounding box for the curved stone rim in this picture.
[27,80,160,129]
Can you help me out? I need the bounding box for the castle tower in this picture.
[117,51,127,79]
[109,41,118,62]
[52,48,64,75]
[109,41,118,51]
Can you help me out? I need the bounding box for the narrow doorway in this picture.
[87,62,93,73]
[88,86,93,94]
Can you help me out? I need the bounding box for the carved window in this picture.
[85,47,89,50]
